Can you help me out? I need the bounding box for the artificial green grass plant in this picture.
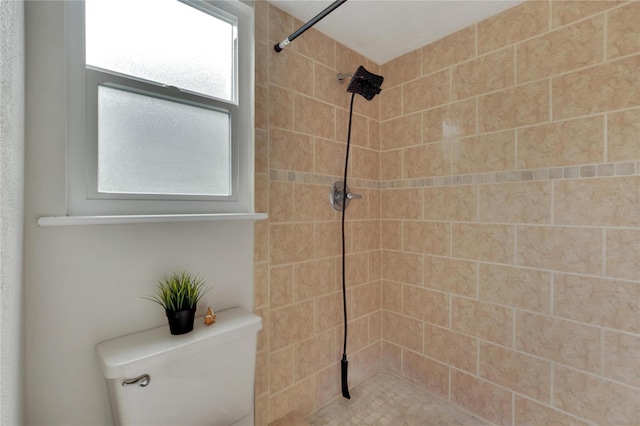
[145,271,210,311]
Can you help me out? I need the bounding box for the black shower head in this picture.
[346,66,384,101]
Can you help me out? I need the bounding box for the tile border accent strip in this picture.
[269,161,640,189]
[268,169,379,189]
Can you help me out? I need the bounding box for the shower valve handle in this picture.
[329,181,363,211]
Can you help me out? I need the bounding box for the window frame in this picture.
[86,69,239,201]
[65,0,254,216]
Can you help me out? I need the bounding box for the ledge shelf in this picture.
[37,212,268,227]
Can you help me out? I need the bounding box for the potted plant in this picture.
[145,271,210,335]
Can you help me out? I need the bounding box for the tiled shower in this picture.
[253,1,640,425]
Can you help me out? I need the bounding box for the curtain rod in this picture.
[274,0,347,52]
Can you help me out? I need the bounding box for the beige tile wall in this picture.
[254,2,382,424]
[257,0,640,424]
[378,1,640,425]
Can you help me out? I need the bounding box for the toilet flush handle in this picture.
[122,374,150,387]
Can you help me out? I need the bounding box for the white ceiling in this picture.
[268,0,524,64]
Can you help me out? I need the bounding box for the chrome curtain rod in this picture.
[274,0,347,52]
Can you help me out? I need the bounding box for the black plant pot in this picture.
[166,306,196,335]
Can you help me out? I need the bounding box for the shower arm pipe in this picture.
[274,0,347,52]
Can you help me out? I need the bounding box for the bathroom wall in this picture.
[0,0,26,424]
[379,1,640,424]
[20,1,638,425]
[24,2,256,424]
[253,2,382,424]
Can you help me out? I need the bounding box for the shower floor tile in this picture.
[306,370,488,426]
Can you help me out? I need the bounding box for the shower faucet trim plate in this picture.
[329,181,362,211]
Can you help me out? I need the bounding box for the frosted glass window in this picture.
[86,0,235,101]
[97,86,231,196]
[66,0,252,215]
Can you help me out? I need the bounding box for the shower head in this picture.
[346,66,384,101]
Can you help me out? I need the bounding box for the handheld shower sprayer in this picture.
[345,66,384,100]
[334,65,383,400]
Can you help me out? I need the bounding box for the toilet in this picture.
[96,307,262,426]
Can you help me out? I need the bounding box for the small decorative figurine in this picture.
[204,306,216,325]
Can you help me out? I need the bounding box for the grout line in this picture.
[449,293,453,328]
[415,313,633,366]
[475,184,480,223]
[383,309,640,388]
[400,279,404,315]
[448,366,452,400]
[420,253,425,288]
[603,113,608,163]
[421,319,425,353]
[449,67,454,104]
[450,127,455,176]
[511,392,516,426]
[513,44,518,86]
[400,82,405,117]
[603,10,608,61]
[473,23,478,58]
[600,328,606,378]
[513,225,518,266]
[376,258,638,288]
[512,307,517,349]
[473,97,480,141]
[284,50,638,117]
[550,272,555,317]
[377,92,637,129]
[549,363,555,406]
[343,157,639,190]
[476,338,480,376]
[373,220,637,234]
[554,362,636,391]
[475,262,480,300]
[548,78,553,123]
[602,228,607,277]
[421,184,425,221]
[514,125,519,171]
[449,222,454,257]
[550,180,555,225]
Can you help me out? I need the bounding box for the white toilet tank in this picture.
[96,307,262,426]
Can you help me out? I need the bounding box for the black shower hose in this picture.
[340,92,356,399]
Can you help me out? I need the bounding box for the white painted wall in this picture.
[1,1,26,424]
[24,2,255,424]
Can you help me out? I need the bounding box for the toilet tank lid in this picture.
[96,307,262,379]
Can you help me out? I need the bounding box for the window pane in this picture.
[97,86,231,196]
[86,0,234,101]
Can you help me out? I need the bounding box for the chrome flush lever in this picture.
[329,181,363,211]
[122,374,150,387]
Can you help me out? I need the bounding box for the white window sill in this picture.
[37,213,268,227]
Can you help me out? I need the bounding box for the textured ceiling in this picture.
[267,0,524,65]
